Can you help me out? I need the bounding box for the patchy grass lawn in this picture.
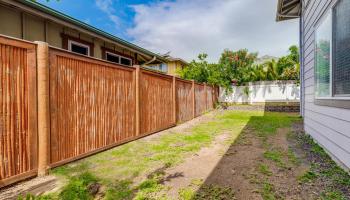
[19,108,350,200]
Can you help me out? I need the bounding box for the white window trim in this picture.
[119,56,132,66]
[314,0,350,100]
[314,10,332,99]
[105,51,132,66]
[68,40,90,56]
[106,51,120,62]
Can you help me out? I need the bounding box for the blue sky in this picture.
[38,0,152,40]
[38,0,299,62]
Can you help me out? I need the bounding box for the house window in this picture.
[333,0,350,96]
[106,52,120,63]
[68,40,90,56]
[315,12,332,97]
[120,57,132,66]
[159,63,168,73]
[104,51,132,66]
[315,0,350,100]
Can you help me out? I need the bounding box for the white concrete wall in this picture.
[220,81,300,104]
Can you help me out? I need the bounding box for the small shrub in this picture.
[59,172,98,200]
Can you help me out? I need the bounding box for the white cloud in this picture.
[95,0,120,26]
[127,0,299,62]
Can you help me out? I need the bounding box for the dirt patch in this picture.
[159,116,347,200]
[162,133,231,198]
[0,175,60,199]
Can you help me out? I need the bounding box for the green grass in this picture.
[320,190,347,200]
[261,182,277,200]
[287,149,300,166]
[257,164,273,176]
[179,188,195,200]
[193,185,236,200]
[263,150,285,168]
[297,170,318,183]
[33,110,298,199]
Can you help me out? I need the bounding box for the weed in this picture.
[59,172,98,200]
[287,149,300,166]
[297,170,318,183]
[179,188,195,200]
[134,177,168,200]
[194,184,236,200]
[105,180,134,200]
[191,179,204,186]
[320,190,347,200]
[17,194,57,200]
[257,164,272,176]
[263,150,285,168]
[261,182,276,200]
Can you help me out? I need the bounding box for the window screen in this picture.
[333,0,350,96]
[315,12,332,97]
[106,53,120,63]
[70,42,89,56]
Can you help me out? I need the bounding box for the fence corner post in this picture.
[135,65,141,136]
[173,76,176,124]
[192,80,195,119]
[36,41,50,176]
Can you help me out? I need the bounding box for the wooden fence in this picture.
[0,37,37,186]
[0,35,218,187]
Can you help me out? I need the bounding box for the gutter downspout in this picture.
[141,56,157,67]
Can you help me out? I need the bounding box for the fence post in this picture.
[173,76,176,124]
[135,65,140,136]
[192,80,195,119]
[204,83,207,110]
[36,41,50,176]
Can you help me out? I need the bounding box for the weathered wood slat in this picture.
[0,36,37,187]
[176,79,193,123]
[0,35,219,188]
[49,49,136,165]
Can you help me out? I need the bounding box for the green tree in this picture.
[218,49,258,85]
[277,45,300,80]
[177,53,209,83]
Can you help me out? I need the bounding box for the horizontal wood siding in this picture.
[176,79,193,123]
[0,36,37,186]
[140,69,175,135]
[49,49,136,165]
[301,0,350,169]
[195,84,206,117]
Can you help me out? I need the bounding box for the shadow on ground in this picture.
[190,106,350,200]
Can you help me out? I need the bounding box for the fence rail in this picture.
[0,35,218,187]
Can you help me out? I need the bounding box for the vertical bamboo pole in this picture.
[135,65,140,136]
[192,80,195,119]
[172,76,176,124]
[36,42,50,176]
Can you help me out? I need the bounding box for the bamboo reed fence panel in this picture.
[0,35,220,188]
[49,49,136,165]
[194,84,206,116]
[176,79,193,123]
[0,36,37,186]
[206,86,214,110]
[139,69,175,135]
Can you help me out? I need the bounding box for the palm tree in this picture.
[262,59,279,81]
